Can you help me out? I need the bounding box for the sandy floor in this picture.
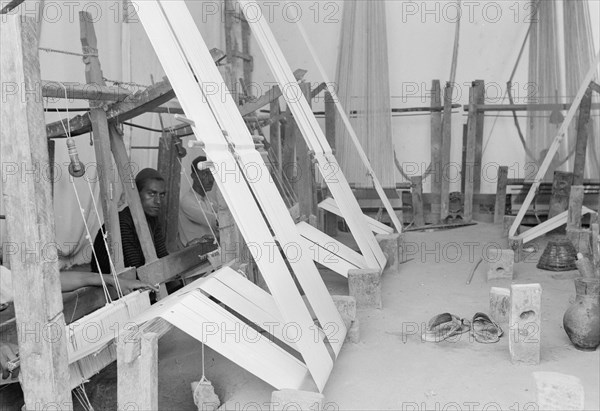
[2,223,599,410]
[156,223,600,410]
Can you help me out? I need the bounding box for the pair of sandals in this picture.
[422,312,503,343]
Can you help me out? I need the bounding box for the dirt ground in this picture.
[2,222,599,410]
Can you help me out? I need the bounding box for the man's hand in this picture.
[0,342,19,380]
[187,235,215,247]
[117,278,159,295]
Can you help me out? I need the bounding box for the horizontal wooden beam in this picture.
[42,80,131,101]
[136,243,209,286]
[393,104,461,113]
[237,69,308,116]
[467,102,600,112]
[47,66,309,139]
[507,179,599,189]
[152,82,327,117]
[46,79,175,138]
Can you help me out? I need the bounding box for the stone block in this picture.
[270,389,324,411]
[348,268,382,309]
[376,233,402,273]
[345,319,360,344]
[533,372,584,410]
[331,295,356,329]
[486,249,514,280]
[509,283,542,364]
[489,287,510,324]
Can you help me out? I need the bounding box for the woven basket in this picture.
[537,238,578,271]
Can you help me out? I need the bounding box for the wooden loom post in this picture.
[464,83,478,222]
[410,176,425,227]
[494,166,509,224]
[109,124,165,297]
[567,186,585,230]
[508,51,600,237]
[117,317,172,410]
[297,82,317,223]
[270,86,283,181]
[572,85,593,186]
[430,80,443,223]
[157,130,182,253]
[241,14,253,87]
[283,102,298,196]
[473,80,485,193]
[225,0,249,102]
[548,171,574,220]
[80,11,123,270]
[117,330,159,410]
[108,124,158,260]
[440,82,454,221]
[461,124,468,193]
[0,15,72,408]
[323,91,339,236]
[48,138,55,198]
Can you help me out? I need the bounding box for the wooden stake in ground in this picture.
[464,84,478,222]
[440,82,454,221]
[494,166,509,224]
[0,15,72,409]
[410,176,425,227]
[430,80,443,223]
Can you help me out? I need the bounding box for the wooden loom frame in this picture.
[0,9,224,399]
[133,0,347,392]
[293,16,404,234]
[508,51,600,244]
[238,0,388,271]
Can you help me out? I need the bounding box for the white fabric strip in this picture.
[156,0,345,356]
[134,0,333,391]
[319,198,394,235]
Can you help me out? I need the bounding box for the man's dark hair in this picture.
[135,168,165,191]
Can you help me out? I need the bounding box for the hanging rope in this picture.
[266,149,298,205]
[482,1,541,159]
[85,180,124,299]
[73,383,94,411]
[505,0,541,161]
[52,83,117,303]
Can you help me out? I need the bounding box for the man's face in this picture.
[139,179,166,217]
[192,170,214,195]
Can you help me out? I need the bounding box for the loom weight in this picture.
[191,378,220,411]
[191,341,220,410]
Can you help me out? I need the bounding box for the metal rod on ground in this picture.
[466,257,484,285]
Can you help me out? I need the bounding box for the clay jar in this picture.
[563,278,600,351]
